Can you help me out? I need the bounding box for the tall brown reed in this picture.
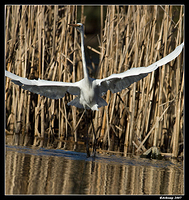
[5,5,184,157]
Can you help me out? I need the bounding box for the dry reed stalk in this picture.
[41,7,45,138]
[172,5,183,157]
[153,5,168,147]
[14,8,24,134]
[71,6,78,142]
[100,5,103,43]
[100,6,114,139]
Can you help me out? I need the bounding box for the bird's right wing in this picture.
[94,42,184,96]
[5,70,81,99]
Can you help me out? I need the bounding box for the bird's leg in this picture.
[91,111,96,157]
[85,109,90,157]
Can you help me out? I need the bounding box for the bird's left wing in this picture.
[94,42,184,96]
[5,70,81,99]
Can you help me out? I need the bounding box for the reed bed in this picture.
[5,5,184,157]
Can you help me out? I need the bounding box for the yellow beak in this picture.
[68,24,80,27]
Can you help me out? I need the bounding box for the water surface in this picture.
[5,135,184,195]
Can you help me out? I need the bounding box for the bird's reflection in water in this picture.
[6,134,184,195]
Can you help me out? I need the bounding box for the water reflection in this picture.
[5,135,184,195]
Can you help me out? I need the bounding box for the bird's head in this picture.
[68,23,84,33]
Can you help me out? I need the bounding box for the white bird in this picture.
[5,23,184,111]
[5,23,184,156]
[5,23,184,157]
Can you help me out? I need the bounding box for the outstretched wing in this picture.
[94,42,184,96]
[5,70,81,99]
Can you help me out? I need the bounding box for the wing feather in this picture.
[94,42,184,96]
[5,71,81,99]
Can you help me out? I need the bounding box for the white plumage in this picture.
[5,23,184,111]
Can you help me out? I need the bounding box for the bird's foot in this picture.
[91,146,96,157]
[86,146,90,158]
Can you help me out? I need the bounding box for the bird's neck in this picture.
[80,30,89,81]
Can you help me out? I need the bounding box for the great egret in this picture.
[5,23,184,156]
[5,23,184,110]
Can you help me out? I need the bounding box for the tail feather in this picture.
[97,97,108,108]
[67,97,84,109]
[68,96,107,110]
